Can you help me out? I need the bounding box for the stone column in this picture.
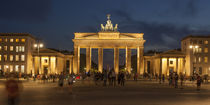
[40,56,42,74]
[126,47,131,73]
[49,57,51,74]
[73,46,80,74]
[182,57,185,74]
[176,57,178,73]
[98,48,103,73]
[55,57,58,74]
[114,48,119,74]
[86,47,91,72]
[167,57,169,75]
[137,47,144,74]
[32,57,35,75]
[160,57,162,75]
[69,57,73,74]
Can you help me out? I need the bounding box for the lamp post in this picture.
[34,43,44,75]
[189,45,199,75]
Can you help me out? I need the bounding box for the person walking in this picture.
[5,74,23,105]
[180,73,184,89]
[68,75,74,94]
[196,74,202,91]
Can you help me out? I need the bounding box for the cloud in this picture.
[110,9,210,51]
[0,0,52,23]
[164,0,198,17]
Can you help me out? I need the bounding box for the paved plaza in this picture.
[1,80,210,105]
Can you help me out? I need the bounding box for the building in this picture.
[72,14,145,74]
[181,35,210,76]
[0,33,35,75]
[144,50,186,76]
[32,48,73,75]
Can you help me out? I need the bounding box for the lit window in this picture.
[4,65,9,72]
[10,55,13,61]
[4,46,7,51]
[15,55,19,61]
[21,39,25,42]
[19,46,21,52]
[0,55,1,61]
[10,65,13,72]
[0,38,2,42]
[204,48,208,53]
[199,40,203,44]
[204,40,208,44]
[21,65,24,73]
[10,38,13,42]
[198,57,201,63]
[22,46,25,52]
[5,38,7,42]
[15,65,19,72]
[0,65,1,70]
[21,55,25,61]
[4,55,7,61]
[10,46,13,51]
[16,39,19,42]
[198,48,202,53]
[194,57,197,63]
[16,46,18,52]
[204,57,208,63]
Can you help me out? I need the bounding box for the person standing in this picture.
[111,70,116,86]
[174,73,178,88]
[120,72,125,86]
[118,72,121,85]
[159,74,162,84]
[58,72,64,89]
[162,74,165,83]
[103,70,108,87]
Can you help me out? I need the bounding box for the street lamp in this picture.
[34,43,44,75]
[189,45,199,75]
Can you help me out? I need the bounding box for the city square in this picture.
[1,80,210,105]
[1,0,210,105]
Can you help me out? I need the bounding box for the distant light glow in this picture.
[195,45,198,48]
[189,45,193,49]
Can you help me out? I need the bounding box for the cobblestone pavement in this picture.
[1,80,210,105]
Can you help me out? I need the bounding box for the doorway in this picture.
[44,66,48,75]
[169,67,174,74]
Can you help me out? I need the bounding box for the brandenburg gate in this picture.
[72,15,145,74]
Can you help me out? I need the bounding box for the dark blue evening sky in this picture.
[1,0,210,51]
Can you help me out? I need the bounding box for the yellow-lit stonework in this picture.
[72,15,146,74]
[144,50,186,76]
[32,48,73,75]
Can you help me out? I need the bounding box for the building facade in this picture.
[181,35,210,76]
[0,33,35,75]
[32,48,73,75]
[144,50,186,76]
